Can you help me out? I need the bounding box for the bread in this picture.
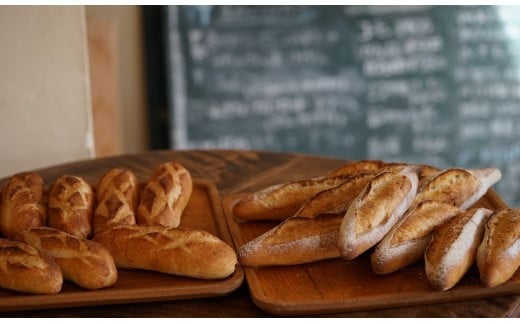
[93,225,237,279]
[338,166,418,260]
[93,168,138,234]
[17,227,117,290]
[425,207,492,291]
[0,172,46,240]
[371,201,462,274]
[238,213,343,266]
[47,175,94,239]
[136,162,192,228]
[477,208,520,287]
[0,238,62,294]
[328,160,386,177]
[232,175,349,221]
[413,167,501,210]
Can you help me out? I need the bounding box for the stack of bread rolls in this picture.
[0,161,237,295]
[234,160,518,291]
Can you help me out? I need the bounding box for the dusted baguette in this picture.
[93,168,138,234]
[47,175,94,239]
[232,175,349,221]
[477,208,520,287]
[0,238,62,294]
[371,201,462,274]
[0,172,46,240]
[93,225,237,279]
[17,227,117,290]
[338,166,418,260]
[136,162,192,228]
[425,208,492,291]
[238,213,342,266]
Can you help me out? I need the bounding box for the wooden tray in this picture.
[0,180,244,312]
[223,189,520,316]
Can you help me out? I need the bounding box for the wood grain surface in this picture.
[0,149,519,317]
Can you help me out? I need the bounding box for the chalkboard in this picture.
[164,5,520,206]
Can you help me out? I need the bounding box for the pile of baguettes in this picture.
[0,162,237,295]
[233,160,520,291]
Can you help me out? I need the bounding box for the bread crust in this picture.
[328,160,386,177]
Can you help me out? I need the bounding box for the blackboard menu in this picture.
[165,5,520,206]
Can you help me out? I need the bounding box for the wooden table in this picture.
[1,149,519,317]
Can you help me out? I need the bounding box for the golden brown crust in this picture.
[327,160,386,177]
[93,225,237,279]
[477,209,520,287]
[0,238,62,294]
[18,227,118,290]
[0,172,45,240]
[47,175,94,239]
[136,162,193,228]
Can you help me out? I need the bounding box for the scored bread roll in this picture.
[371,201,462,274]
[17,227,117,290]
[238,213,343,266]
[136,162,193,228]
[47,175,94,239]
[338,166,418,260]
[93,225,237,279]
[0,238,62,294]
[0,172,46,240]
[425,208,492,291]
[93,168,138,235]
[477,208,520,287]
[232,175,350,221]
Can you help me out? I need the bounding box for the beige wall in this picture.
[0,6,94,177]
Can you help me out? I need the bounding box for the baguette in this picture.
[338,166,418,260]
[238,213,343,266]
[425,208,492,291]
[93,168,138,234]
[328,160,386,177]
[0,238,62,294]
[93,225,237,279]
[17,227,118,290]
[136,162,193,228]
[0,172,46,240]
[232,175,350,221]
[47,175,94,239]
[477,208,520,287]
[371,201,462,274]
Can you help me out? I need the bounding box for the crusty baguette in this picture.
[17,227,117,290]
[0,238,62,294]
[232,175,350,221]
[413,167,501,210]
[47,175,94,239]
[136,162,192,228]
[477,208,520,287]
[425,208,492,291]
[328,160,387,177]
[371,201,462,274]
[0,172,46,240]
[338,166,419,260]
[238,213,342,266]
[93,168,138,234]
[93,225,237,279]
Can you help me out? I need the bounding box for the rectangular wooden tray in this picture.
[223,189,520,316]
[0,179,243,312]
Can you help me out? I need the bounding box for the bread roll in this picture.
[93,168,138,234]
[338,166,418,260]
[136,162,193,228]
[238,213,342,266]
[93,225,237,279]
[477,208,520,287]
[17,227,117,290]
[0,172,46,240]
[233,175,349,221]
[0,238,62,294]
[328,160,386,177]
[425,208,492,291]
[47,175,94,239]
[371,201,462,274]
